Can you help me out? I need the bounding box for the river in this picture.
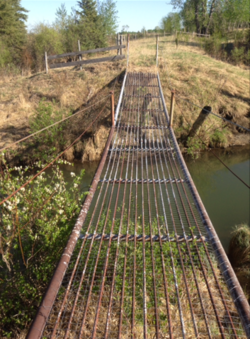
[61,146,250,252]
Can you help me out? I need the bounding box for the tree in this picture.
[121,24,129,33]
[76,0,107,49]
[161,13,181,33]
[77,0,99,21]
[171,0,217,33]
[0,0,28,63]
[55,3,68,31]
[99,0,118,35]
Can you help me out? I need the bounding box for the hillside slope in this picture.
[0,36,249,164]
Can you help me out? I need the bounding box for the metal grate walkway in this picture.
[29,72,250,338]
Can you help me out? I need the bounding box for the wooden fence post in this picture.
[117,33,120,55]
[120,35,123,55]
[169,90,175,127]
[110,91,115,126]
[127,34,130,69]
[187,106,211,138]
[78,40,82,71]
[45,52,48,74]
[156,35,159,67]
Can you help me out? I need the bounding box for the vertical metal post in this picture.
[110,91,115,126]
[169,90,175,127]
[45,52,48,74]
[78,40,82,71]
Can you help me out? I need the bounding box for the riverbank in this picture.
[1,36,249,166]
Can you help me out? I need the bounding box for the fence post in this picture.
[110,91,115,126]
[156,35,159,67]
[169,90,175,127]
[78,40,82,71]
[127,34,130,69]
[120,35,123,55]
[45,52,48,74]
[187,106,211,138]
[117,33,120,55]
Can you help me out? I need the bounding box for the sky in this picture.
[21,0,175,32]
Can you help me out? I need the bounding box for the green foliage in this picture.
[231,47,245,64]
[0,40,12,67]
[99,0,118,35]
[209,129,228,147]
[0,0,28,62]
[28,99,71,160]
[186,136,206,158]
[161,12,181,33]
[0,155,85,336]
[169,0,250,36]
[0,0,28,66]
[30,24,64,71]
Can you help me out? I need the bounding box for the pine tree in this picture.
[99,0,118,35]
[76,0,107,49]
[77,0,99,22]
[0,0,28,48]
[0,0,28,64]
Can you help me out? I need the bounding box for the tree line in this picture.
[0,0,118,73]
[160,0,249,35]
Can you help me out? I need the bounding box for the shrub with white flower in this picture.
[0,153,85,336]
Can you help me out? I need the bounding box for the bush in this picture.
[209,129,228,147]
[27,99,71,162]
[228,224,250,302]
[29,24,64,71]
[232,47,245,64]
[0,155,85,337]
[0,40,12,68]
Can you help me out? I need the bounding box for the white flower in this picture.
[7,205,12,211]
[7,225,11,230]
[74,183,78,188]
[21,187,25,191]
[70,172,75,177]
[59,210,64,214]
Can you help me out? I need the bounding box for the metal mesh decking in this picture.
[35,73,249,338]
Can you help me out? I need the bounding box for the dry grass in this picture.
[127,35,250,148]
[0,55,126,153]
[1,36,249,157]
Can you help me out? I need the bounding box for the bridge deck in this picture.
[34,73,249,338]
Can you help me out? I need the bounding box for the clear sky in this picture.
[21,1,175,32]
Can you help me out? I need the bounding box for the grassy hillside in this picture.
[0,35,249,163]
[128,35,250,151]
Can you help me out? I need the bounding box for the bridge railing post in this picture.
[110,91,115,126]
[169,90,175,127]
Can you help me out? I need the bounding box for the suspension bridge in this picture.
[27,71,250,338]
